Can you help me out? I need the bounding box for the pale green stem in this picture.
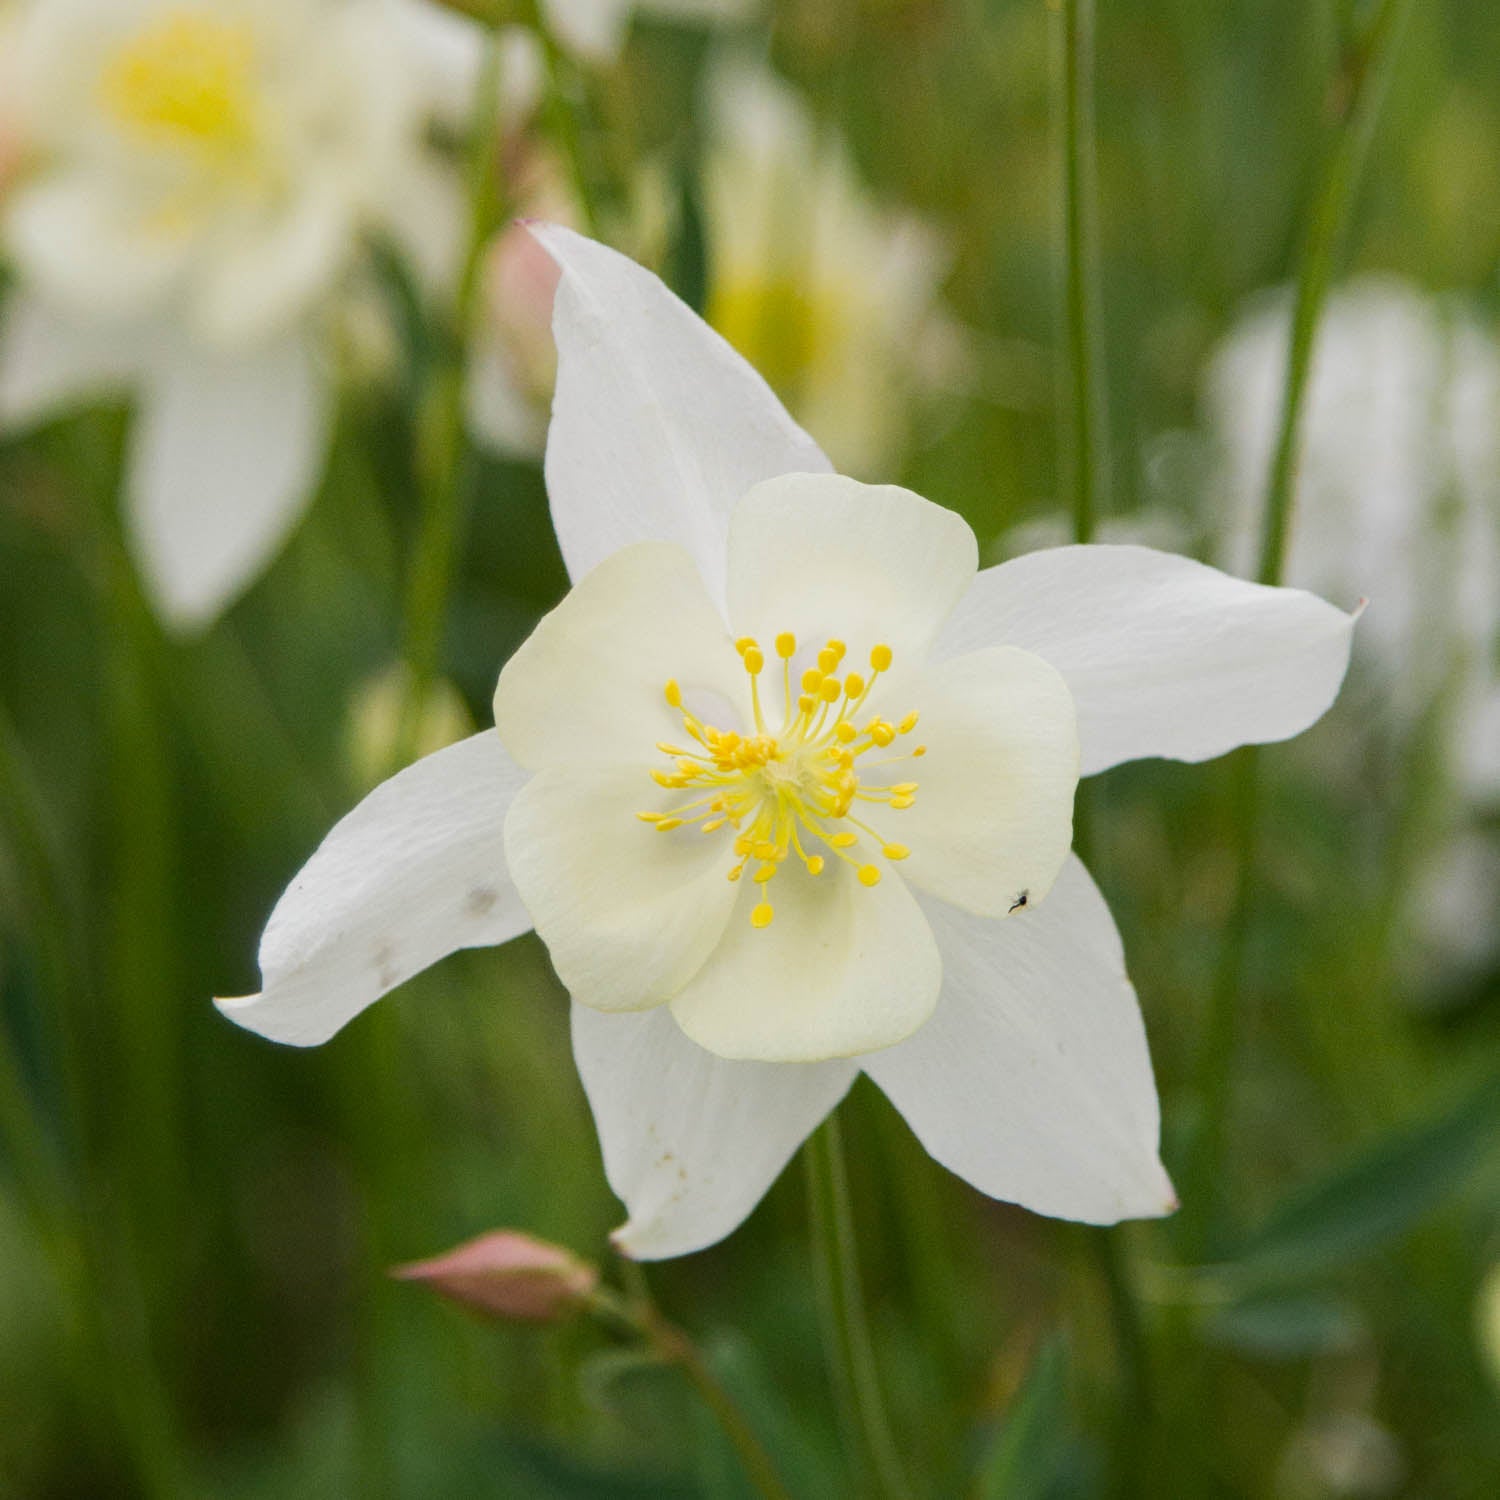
[590,1280,794,1500]
[1055,1,1155,1453]
[395,25,509,767]
[1056,0,1108,551]
[1186,0,1416,1253]
[805,1114,914,1500]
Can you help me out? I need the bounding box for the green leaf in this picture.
[974,1335,1071,1500]
[1213,1077,1500,1289]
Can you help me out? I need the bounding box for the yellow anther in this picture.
[651,623,924,928]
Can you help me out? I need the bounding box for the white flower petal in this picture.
[895,645,1078,917]
[493,540,743,771]
[540,0,634,61]
[503,764,741,1013]
[669,860,942,1062]
[126,332,332,631]
[726,473,977,673]
[217,731,531,1047]
[190,179,355,346]
[0,293,143,428]
[529,223,831,601]
[572,1000,856,1259]
[4,168,192,321]
[865,855,1174,1224]
[936,545,1357,775]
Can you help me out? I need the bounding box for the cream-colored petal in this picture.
[726,474,977,677]
[865,856,1175,1224]
[529,223,831,601]
[504,765,740,1013]
[493,541,744,771]
[217,731,531,1047]
[892,646,1078,918]
[669,858,942,1063]
[572,1002,856,1260]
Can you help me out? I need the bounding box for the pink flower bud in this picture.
[391,1230,598,1324]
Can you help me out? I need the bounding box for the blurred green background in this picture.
[2,1,1499,1496]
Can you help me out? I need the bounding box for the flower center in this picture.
[100,10,258,152]
[640,633,925,930]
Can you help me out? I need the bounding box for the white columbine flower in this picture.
[0,0,484,630]
[1206,277,1500,973]
[218,227,1357,1259]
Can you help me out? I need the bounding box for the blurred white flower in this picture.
[219,228,1357,1259]
[703,60,957,477]
[0,0,489,631]
[1207,277,1500,726]
[544,0,753,64]
[1206,277,1500,972]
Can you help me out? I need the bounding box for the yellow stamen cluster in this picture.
[638,633,925,929]
[101,10,258,149]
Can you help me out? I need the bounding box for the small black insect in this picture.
[1008,890,1030,914]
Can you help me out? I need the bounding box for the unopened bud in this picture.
[391,1230,598,1324]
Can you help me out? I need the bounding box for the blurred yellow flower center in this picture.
[640,633,925,929]
[100,10,258,149]
[709,276,844,401]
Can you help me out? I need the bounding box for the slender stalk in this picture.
[394,26,509,767]
[1185,0,1416,1252]
[805,1114,914,1500]
[590,1283,794,1500]
[1055,5,1156,1460]
[1056,0,1109,549]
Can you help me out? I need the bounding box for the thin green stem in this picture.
[589,1283,794,1500]
[395,25,509,767]
[1056,0,1108,548]
[805,1114,914,1500]
[1185,0,1415,1253]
